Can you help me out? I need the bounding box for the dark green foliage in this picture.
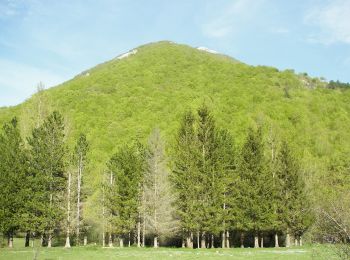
[106,143,145,237]
[275,141,312,237]
[0,118,27,243]
[26,111,67,235]
[238,127,274,234]
[327,80,350,89]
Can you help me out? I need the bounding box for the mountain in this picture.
[1,41,350,222]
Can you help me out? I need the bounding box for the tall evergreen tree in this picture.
[171,111,199,248]
[107,143,144,246]
[238,127,274,248]
[27,111,67,247]
[0,118,27,248]
[275,141,311,246]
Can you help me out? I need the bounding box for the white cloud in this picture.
[201,0,265,38]
[305,0,350,44]
[0,59,65,106]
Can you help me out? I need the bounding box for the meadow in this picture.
[0,239,337,260]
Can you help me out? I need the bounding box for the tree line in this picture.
[0,105,312,248]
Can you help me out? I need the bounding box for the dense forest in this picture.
[0,105,312,248]
[0,42,350,251]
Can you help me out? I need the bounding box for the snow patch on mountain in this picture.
[117,49,138,60]
[197,47,218,54]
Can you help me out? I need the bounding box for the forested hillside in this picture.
[1,41,350,248]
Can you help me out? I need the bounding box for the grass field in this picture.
[0,239,338,260]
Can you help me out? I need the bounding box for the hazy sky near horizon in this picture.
[1,0,350,106]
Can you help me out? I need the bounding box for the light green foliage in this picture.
[0,41,349,224]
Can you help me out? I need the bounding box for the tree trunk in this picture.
[154,236,158,248]
[84,235,87,246]
[221,231,226,248]
[201,232,206,248]
[47,233,52,248]
[137,219,141,247]
[119,237,124,248]
[299,236,303,246]
[260,236,264,248]
[25,231,30,247]
[41,234,45,247]
[65,171,72,248]
[108,233,113,247]
[186,233,193,248]
[226,231,230,248]
[211,234,214,248]
[274,233,279,248]
[294,236,298,246]
[197,230,200,248]
[102,232,105,247]
[65,236,71,248]
[76,158,82,246]
[31,232,35,247]
[128,232,131,247]
[254,234,259,248]
[285,232,290,247]
[240,232,244,248]
[8,233,13,248]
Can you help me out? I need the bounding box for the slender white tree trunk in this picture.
[254,234,259,248]
[76,156,82,246]
[119,237,124,248]
[108,234,113,247]
[222,231,226,248]
[260,236,264,248]
[211,234,214,248]
[128,232,131,247]
[8,233,13,248]
[137,219,141,247]
[285,232,291,247]
[201,232,206,248]
[154,236,158,248]
[226,231,230,248]
[65,171,72,248]
[84,236,87,246]
[47,233,52,248]
[274,233,279,248]
[299,236,303,246]
[197,230,200,248]
[294,236,298,246]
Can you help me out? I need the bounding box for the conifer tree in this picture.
[27,111,67,247]
[275,141,311,246]
[238,127,274,248]
[172,111,199,248]
[0,118,27,248]
[107,143,144,246]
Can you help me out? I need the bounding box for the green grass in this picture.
[0,239,338,260]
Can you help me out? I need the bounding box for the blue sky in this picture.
[1,0,350,106]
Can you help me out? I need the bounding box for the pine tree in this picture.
[107,143,144,246]
[0,118,27,248]
[275,141,312,247]
[27,111,67,247]
[171,111,199,248]
[238,127,274,248]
